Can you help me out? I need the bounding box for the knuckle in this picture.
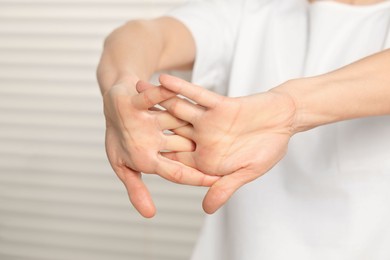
[143,91,155,108]
[169,98,180,112]
[197,174,207,186]
[170,166,184,183]
[159,86,175,99]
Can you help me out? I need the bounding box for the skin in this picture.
[97,18,219,218]
[97,0,388,217]
[136,77,295,213]
[136,49,390,213]
[103,82,219,217]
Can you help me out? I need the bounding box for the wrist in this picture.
[273,73,349,135]
[271,77,326,134]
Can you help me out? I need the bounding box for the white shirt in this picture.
[169,1,390,259]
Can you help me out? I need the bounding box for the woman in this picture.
[97,0,390,259]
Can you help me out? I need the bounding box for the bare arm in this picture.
[277,48,390,133]
[97,17,196,95]
[96,18,219,218]
[136,48,390,214]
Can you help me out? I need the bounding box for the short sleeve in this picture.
[166,0,246,94]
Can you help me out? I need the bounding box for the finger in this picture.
[116,166,156,218]
[136,79,154,92]
[155,111,189,130]
[159,96,204,124]
[132,81,176,110]
[148,107,162,112]
[171,125,194,139]
[136,81,205,124]
[161,152,197,168]
[163,134,195,152]
[202,170,257,214]
[159,74,223,108]
[155,155,220,187]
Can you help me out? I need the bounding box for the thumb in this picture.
[202,170,256,214]
[117,166,156,218]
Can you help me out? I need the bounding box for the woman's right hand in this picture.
[102,80,219,218]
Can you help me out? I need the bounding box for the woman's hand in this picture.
[136,75,297,214]
[103,79,220,217]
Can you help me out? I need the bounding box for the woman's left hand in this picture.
[136,74,297,214]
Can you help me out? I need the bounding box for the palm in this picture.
[139,76,295,213]
[136,74,296,214]
[190,95,292,177]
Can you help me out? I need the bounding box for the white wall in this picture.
[0,1,207,260]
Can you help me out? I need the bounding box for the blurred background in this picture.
[0,0,207,259]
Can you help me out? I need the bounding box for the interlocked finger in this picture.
[171,125,195,139]
[155,155,219,187]
[158,96,204,124]
[133,80,176,110]
[161,152,197,168]
[159,74,223,109]
[155,111,189,130]
[163,134,195,152]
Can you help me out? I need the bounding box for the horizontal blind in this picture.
[0,1,207,260]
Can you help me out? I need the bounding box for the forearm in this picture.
[97,17,195,96]
[274,49,390,133]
